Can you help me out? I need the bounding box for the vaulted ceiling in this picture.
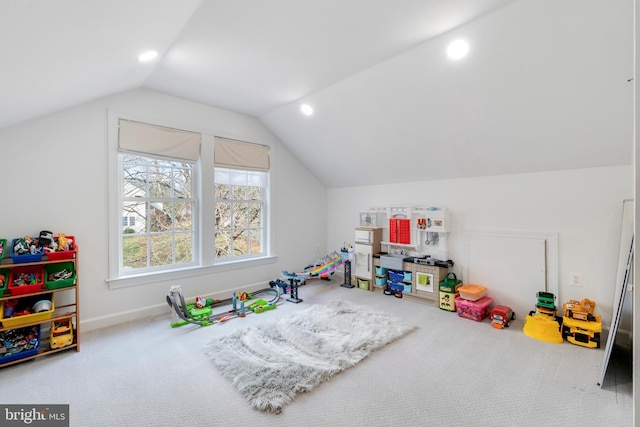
[1,0,633,188]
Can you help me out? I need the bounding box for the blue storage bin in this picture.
[10,238,45,264]
[375,266,387,275]
[388,270,404,283]
[0,325,40,365]
[404,271,412,282]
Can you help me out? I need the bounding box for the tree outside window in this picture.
[214,168,266,260]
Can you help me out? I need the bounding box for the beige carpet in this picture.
[0,276,632,426]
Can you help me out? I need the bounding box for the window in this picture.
[122,216,135,228]
[214,168,266,259]
[108,115,274,286]
[121,154,196,272]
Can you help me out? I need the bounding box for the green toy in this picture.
[167,285,280,328]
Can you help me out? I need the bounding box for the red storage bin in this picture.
[46,235,77,261]
[8,266,45,295]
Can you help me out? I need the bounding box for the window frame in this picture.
[120,153,198,273]
[107,112,276,289]
[214,167,268,261]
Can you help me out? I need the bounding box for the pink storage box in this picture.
[455,296,493,322]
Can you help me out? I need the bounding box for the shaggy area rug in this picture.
[203,300,416,413]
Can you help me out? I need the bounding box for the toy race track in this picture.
[166,285,281,327]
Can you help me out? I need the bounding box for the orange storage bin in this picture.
[458,284,487,301]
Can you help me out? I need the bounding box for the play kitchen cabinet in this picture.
[353,228,382,290]
[363,206,451,261]
[372,256,449,305]
[0,243,79,367]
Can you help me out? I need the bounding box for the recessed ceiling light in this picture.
[447,40,469,60]
[300,104,314,116]
[138,50,158,62]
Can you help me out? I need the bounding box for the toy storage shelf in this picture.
[0,251,80,368]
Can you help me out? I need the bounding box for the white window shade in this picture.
[214,137,269,171]
[119,119,200,162]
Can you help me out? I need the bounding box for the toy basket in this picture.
[8,265,45,295]
[46,235,77,260]
[388,270,404,283]
[0,239,7,259]
[0,268,8,297]
[0,325,40,365]
[45,261,76,290]
[439,272,462,293]
[9,238,45,264]
[0,294,54,328]
[375,266,387,275]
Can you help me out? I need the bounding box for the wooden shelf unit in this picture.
[0,253,80,368]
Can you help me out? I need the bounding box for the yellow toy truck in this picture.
[561,298,601,348]
[563,298,596,322]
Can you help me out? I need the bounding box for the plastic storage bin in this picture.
[46,235,77,261]
[455,296,494,322]
[0,325,40,365]
[388,270,404,283]
[0,239,7,259]
[0,268,8,297]
[8,266,45,295]
[375,266,387,275]
[458,284,487,301]
[45,261,76,290]
[0,294,55,328]
[375,276,386,286]
[10,238,45,264]
[358,278,370,290]
[439,272,462,312]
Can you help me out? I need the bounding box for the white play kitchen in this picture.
[353,206,452,306]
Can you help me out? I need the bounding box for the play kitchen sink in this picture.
[379,254,411,270]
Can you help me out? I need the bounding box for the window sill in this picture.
[107,255,278,289]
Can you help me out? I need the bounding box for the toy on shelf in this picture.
[561,298,602,348]
[50,319,74,349]
[490,305,515,329]
[523,291,563,343]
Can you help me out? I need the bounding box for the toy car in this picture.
[490,305,515,329]
[563,298,596,322]
[49,319,74,349]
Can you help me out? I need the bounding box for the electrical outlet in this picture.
[569,272,583,287]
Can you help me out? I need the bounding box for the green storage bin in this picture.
[45,262,76,290]
[0,268,8,297]
[438,272,462,293]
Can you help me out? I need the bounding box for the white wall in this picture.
[0,88,327,330]
[327,166,633,331]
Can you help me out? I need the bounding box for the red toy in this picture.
[490,305,515,329]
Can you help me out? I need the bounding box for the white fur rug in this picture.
[203,300,416,413]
